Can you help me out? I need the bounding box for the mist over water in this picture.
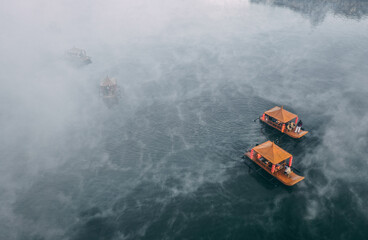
[1,0,368,239]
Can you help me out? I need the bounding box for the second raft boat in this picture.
[260,106,308,138]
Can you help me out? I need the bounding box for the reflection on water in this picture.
[251,0,368,24]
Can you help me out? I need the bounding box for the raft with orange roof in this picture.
[259,106,308,138]
[244,141,304,186]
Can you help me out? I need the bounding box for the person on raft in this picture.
[295,120,303,133]
[284,165,291,176]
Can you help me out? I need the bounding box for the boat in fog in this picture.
[100,76,121,107]
[65,47,92,65]
[259,106,308,138]
[244,141,304,186]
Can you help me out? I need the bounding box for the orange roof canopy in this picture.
[101,76,117,87]
[253,141,292,164]
[264,106,297,123]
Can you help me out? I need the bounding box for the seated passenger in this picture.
[284,166,291,176]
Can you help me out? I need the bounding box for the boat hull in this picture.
[102,96,119,108]
[244,152,304,186]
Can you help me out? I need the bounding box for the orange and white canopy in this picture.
[253,141,292,165]
[264,106,297,123]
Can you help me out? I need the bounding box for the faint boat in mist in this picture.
[65,47,92,66]
[99,76,121,108]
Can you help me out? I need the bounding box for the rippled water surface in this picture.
[1,0,368,239]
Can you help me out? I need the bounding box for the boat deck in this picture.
[260,118,308,138]
[244,152,304,186]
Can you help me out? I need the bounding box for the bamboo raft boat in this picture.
[259,106,308,138]
[65,47,92,65]
[244,141,304,186]
[100,76,120,98]
[99,76,121,108]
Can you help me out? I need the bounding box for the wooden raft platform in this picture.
[244,152,304,186]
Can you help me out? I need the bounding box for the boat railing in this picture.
[265,119,282,130]
[265,118,298,133]
[256,157,273,170]
[257,156,287,172]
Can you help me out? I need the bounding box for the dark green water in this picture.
[1,0,368,239]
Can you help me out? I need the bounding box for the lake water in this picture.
[0,0,368,239]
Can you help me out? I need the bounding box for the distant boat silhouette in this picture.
[65,47,92,65]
